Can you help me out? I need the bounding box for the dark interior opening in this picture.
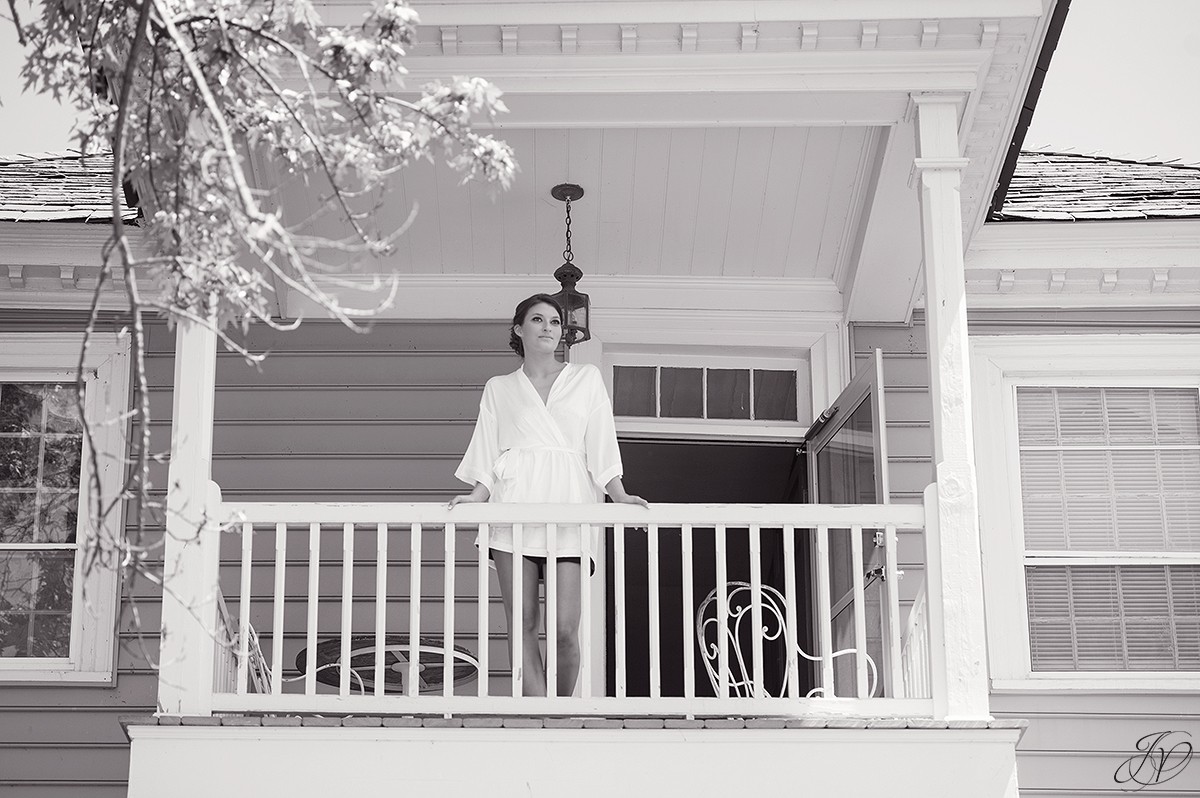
[606,439,816,698]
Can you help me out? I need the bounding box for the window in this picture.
[614,365,798,421]
[607,353,810,441]
[1017,387,1200,671]
[972,335,1200,689]
[0,333,129,683]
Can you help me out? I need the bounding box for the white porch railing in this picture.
[204,501,932,717]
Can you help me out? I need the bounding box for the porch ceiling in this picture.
[273,125,881,285]
[255,1,1055,324]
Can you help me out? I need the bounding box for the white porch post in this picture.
[158,318,220,715]
[911,94,990,720]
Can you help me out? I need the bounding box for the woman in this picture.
[449,294,647,697]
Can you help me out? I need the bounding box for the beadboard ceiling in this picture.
[273,125,878,286]
[255,3,1054,323]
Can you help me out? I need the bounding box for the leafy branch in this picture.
[6,0,516,657]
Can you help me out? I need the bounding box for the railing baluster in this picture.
[512,523,524,697]
[579,523,592,699]
[339,522,355,697]
[271,522,286,695]
[477,523,489,698]
[374,522,388,698]
[407,523,423,698]
[545,522,558,698]
[614,521,627,698]
[782,525,800,700]
[647,523,661,700]
[815,525,835,698]
[443,522,456,699]
[681,524,695,702]
[749,524,764,698]
[236,522,253,696]
[884,523,903,698]
[715,524,729,697]
[850,525,868,699]
[305,522,320,697]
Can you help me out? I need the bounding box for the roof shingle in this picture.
[0,151,137,223]
[991,151,1200,222]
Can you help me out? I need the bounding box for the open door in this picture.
[805,349,892,697]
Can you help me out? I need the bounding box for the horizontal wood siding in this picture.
[147,319,522,698]
[1,314,518,794]
[858,310,1200,797]
[0,311,149,798]
[848,324,934,638]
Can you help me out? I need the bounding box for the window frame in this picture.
[0,332,130,683]
[604,350,810,442]
[971,333,1200,692]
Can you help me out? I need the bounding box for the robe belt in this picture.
[494,446,585,481]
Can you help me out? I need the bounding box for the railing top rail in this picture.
[219,501,925,528]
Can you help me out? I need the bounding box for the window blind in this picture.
[1016,386,1200,672]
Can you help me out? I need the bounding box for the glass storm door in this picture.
[805,349,891,697]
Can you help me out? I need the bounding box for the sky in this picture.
[1,2,1199,162]
[1023,0,1200,164]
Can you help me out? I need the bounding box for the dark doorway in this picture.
[606,440,816,698]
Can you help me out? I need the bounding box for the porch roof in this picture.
[0,151,137,223]
[990,151,1200,222]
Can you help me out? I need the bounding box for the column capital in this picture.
[913,156,970,172]
[909,156,971,188]
[904,91,967,123]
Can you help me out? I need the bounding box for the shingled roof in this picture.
[0,151,137,222]
[991,151,1200,222]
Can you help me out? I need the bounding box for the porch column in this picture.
[158,317,220,715]
[911,94,990,720]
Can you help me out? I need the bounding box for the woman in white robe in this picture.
[450,294,646,697]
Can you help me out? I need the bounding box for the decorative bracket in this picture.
[560,26,577,54]
[440,27,458,55]
[740,23,758,52]
[501,25,518,54]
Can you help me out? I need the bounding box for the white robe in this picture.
[454,362,623,560]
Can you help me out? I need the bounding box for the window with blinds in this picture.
[1016,386,1200,671]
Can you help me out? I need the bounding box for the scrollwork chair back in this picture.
[696,581,878,699]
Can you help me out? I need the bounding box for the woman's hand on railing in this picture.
[605,477,649,508]
[447,483,491,509]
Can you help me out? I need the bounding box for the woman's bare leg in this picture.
[493,550,546,696]
[554,559,583,697]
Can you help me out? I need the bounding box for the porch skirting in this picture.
[125,719,1024,798]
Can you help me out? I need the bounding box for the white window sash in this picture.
[972,334,1200,691]
[0,333,130,683]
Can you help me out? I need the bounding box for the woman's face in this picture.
[515,301,563,355]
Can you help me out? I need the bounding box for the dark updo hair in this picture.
[509,293,565,358]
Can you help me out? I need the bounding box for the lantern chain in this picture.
[562,197,574,264]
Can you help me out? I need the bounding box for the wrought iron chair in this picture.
[696,581,878,698]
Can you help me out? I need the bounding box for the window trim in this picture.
[971,333,1200,692]
[0,332,130,683]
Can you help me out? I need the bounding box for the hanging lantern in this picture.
[548,183,591,347]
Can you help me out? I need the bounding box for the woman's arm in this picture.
[605,476,648,507]
[448,482,491,508]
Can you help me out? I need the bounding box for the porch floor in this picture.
[121,714,1027,734]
